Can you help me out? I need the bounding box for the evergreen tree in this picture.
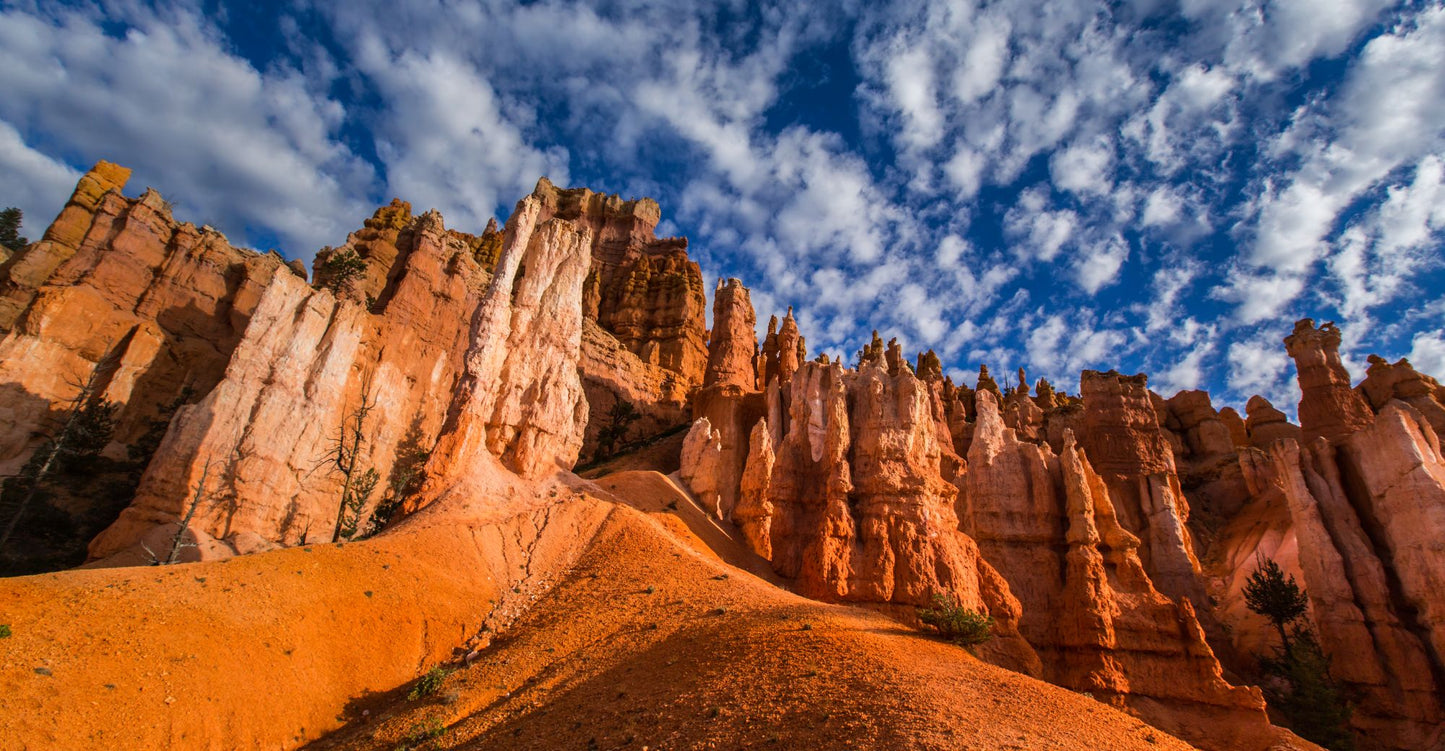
[1244,556,1354,750]
[0,207,28,252]
[1243,556,1309,650]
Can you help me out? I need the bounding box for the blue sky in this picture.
[3,0,1444,412]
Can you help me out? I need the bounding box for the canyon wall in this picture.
[0,169,698,567]
[6,168,1444,750]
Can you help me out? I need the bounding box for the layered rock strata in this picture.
[0,163,284,471]
[90,201,506,559]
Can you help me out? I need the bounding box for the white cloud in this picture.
[1005,187,1077,262]
[0,7,375,254]
[0,120,81,235]
[1050,136,1115,197]
[1407,330,1445,377]
[1226,327,1300,408]
[1075,234,1129,294]
[1238,8,1445,316]
[1024,311,1130,387]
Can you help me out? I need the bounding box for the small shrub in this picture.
[917,594,994,647]
[317,248,368,294]
[0,624,11,638]
[408,666,452,701]
[395,718,447,750]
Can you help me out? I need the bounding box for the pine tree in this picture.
[0,207,28,252]
[1243,555,1309,650]
[1244,556,1354,750]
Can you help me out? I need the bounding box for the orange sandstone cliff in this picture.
[4,166,1444,750]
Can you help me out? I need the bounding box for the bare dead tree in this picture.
[0,354,116,556]
[319,376,380,542]
[164,463,210,564]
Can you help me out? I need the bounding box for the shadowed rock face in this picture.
[0,162,286,473]
[533,177,707,389]
[12,169,1445,751]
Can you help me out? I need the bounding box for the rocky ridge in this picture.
[2,166,1442,750]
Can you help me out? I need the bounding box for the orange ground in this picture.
[1,470,1197,750]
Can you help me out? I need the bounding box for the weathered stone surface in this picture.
[1272,437,1444,749]
[1077,371,1205,609]
[1358,354,1445,438]
[1245,395,1302,448]
[91,202,501,558]
[577,319,688,462]
[0,164,283,474]
[0,161,134,332]
[753,361,1039,671]
[422,195,591,488]
[734,417,775,558]
[961,390,1274,750]
[703,278,757,389]
[1285,318,1375,443]
[1338,404,1445,670]
[678,417,725,517]
[534,178,707,388]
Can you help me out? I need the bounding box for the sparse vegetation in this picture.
[593,399,641,459]
[408,666,452,701]
[320,378,381,542]
[363,426,431,538]
[0,358,118,557]
[317,248,368,295]
[0,207,28,252]
[1244,556,1353,750]
[394,718,446,750]
[917,594,995,648]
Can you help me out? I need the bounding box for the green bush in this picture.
[317,249,368,294]
[407,666,452,701]
[917,594,994,647]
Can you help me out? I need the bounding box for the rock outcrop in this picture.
[1285,319,1375,443]
[13,166,1445,751]
[963,390,1274,750]
[535,178,706,389]
[1272,437,1444,748]
[1077,371,1206,610]
[89,201,508,559]
[0,163,283,472]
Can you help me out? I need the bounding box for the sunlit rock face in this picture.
[12,168,1445,751]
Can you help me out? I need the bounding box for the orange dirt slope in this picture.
[310,471,1196,751]
[2,468,1196,750]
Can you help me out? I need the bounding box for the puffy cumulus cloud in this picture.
[1226,326,1300,410]
[0,5,375,254]
[1023,311,1132,389]
[1407,330,1445,378]
[1212,268,1308,325]
[348,45,570,233]
[1330,154,1445,326]
[1234,7,1445,315]
[1005,187,1077,262]
[1074,233,1129,294]
[1050,136,1115,197]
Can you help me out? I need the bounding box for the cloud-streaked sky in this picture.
[3,0,1444,412]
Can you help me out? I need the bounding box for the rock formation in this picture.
[534,177,706,389]
[1285,318,1375,443]
[0,163,284,472]
[963,390,1274,749]
[89,200,508,559]
[11,167,1445,751]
